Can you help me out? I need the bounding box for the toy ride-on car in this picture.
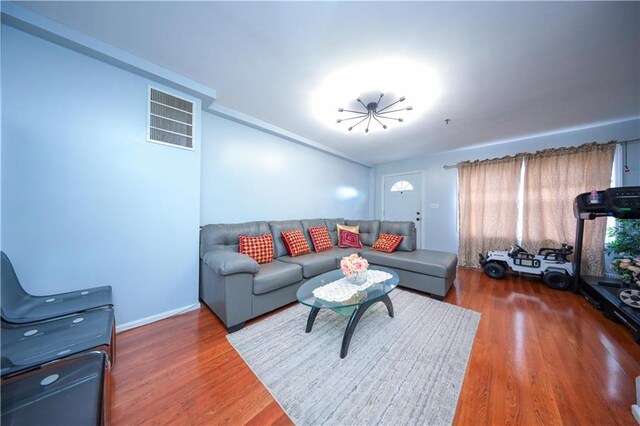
[479,244,575,290]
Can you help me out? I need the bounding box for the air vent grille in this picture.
[148,88,193,149]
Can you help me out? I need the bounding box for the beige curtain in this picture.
[522,142,616,275]
[458,156,523,267]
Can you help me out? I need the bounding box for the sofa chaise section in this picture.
[362,249,457,300]
[357,220,456,300]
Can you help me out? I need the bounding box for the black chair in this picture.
[1,308,116,379]
[1,251,112,324]
[1,351,110,426]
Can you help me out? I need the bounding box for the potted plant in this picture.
[606,219,640,286]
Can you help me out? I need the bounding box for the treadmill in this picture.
[572,186,640,344]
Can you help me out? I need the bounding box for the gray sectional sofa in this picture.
[199,218,457,331]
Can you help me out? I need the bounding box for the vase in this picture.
[348,270,368,285]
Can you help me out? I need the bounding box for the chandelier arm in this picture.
[376,115,403,121]
[365,115,373,132]
[372,115,387,129]
[357,99,368,109]
[349,115,370,130]
[375,107,411,115]
[341,108,367,114]
[339,114,368,121]
[376,98,404,113]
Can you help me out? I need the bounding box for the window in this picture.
[390,181,414,192]
[147,87,194,150]
[605,145,621,245]
[457,142,616,275]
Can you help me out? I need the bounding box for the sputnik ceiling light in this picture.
[337,93,413,133]
[312,58,441,134]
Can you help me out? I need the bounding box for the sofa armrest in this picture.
[201,251,260,276]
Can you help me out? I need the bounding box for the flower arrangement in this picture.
[340,253,369,276]
[611,257,640,287]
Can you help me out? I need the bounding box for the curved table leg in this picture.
[340,294,394,358]
[380,294,394,318]
[306,307,320,333]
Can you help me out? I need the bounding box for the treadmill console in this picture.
[605,187,640,219]
[574,186,640,220]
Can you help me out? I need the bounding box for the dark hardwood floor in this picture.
[111,268,640,425]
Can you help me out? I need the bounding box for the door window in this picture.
[390,180,414,193]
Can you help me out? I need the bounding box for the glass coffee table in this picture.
[296,266,399,358]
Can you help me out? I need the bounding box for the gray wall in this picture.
[200,112,371,224]
[374,118,640,253]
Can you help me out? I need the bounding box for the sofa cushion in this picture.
[268,220,304,258]
[281,229,312,257]
[323,218,346,245]
[339,229,362,249]
[200,221,270,257]
[253,260,303,295]
[329,247,365,257]
[362,249,457,279]
[238,234,274,264]
[380,221,416,252]
[308,227,334,253]
[372,233,404,253]
[319,247,362,268]
[278,253,337,279]
[345,220,380,246]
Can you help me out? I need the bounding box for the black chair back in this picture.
[1,251,113,324]
[1,252,30,321]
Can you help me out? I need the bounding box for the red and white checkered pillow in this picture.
[308,226,334,253]
[238,234,274,264]
[281,229,312,257]
[372,233,404,253]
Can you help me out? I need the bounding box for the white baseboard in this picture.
[116,302,201,333]
[632,405,640,425]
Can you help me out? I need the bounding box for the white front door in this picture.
[383,172,422,248]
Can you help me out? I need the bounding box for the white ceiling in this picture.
[18,1,640,164]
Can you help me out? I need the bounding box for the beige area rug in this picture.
[227,289,481,425]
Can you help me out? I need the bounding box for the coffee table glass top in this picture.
[296,266,399,309]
